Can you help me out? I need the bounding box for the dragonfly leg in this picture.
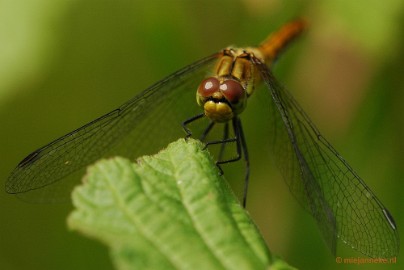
[218,122,229,161]
[200,121,215,142]
[184,115,250,208]
[203,120,240,176]
[207,122,229,176]
[182,113,205,139]
[236,117,250,208]
[212,117,250,207]
[204,137,238,150]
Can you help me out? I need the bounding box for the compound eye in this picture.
[219,80,245,104]
[197,77,220,97]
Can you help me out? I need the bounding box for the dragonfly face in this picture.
[196,50,253,123]
[196,49,261,122]
[6,19,399,258]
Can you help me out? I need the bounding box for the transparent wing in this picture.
[253,58,399,258]
[7,53,220,201]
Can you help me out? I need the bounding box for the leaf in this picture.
[67,138,293,270]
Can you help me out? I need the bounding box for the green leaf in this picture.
[67,138,293,270]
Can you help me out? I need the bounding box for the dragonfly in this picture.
[6,19,399,258]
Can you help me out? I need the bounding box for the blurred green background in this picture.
[0,0,403,269]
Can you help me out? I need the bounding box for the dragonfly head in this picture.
[196,77,247,123]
